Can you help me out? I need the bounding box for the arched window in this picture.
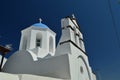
[36,33,42,48]
[49,36,53,53]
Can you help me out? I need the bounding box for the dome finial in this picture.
[39,18,42,23]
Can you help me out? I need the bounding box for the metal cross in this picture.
[39,18,42,23]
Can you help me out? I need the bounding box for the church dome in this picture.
[2,50,70,79]
[32,23,48,28]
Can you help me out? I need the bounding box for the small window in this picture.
[80,66,84,74]
[36,39,41,47]
[36,33,42,48]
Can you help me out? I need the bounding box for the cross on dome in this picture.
[39,18,42,23]
[32,18,48,28]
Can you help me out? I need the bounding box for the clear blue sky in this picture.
[0,0,120,80]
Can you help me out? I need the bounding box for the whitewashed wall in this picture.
[0,72,64,80]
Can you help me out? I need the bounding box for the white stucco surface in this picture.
[3,50,70,79]
[0,72,64,80]
[0,72,19,80]
[19,74,63,80]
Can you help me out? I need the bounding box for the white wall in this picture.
[0,72,19,80]
[0,72,64,80]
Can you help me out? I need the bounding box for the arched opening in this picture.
[49,36,53,53]
[79,39,82,48]
[78,33,83,49]
[73,27,77,43]
[36,33,42,48]
[78,55,91,80]
[22,36,27,50]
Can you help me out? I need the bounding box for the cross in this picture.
[72,14,75,18]
[39,18,42,23]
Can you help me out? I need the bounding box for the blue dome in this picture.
[32,23,48,28]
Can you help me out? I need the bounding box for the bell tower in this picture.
[56,15,85,55]
[19,19,56,60]
[55,15,94,80]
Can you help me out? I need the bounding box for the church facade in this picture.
[1,15,96,80]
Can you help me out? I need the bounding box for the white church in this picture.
[0,15,96,80]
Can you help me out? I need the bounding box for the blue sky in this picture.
[0,0,120,80]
